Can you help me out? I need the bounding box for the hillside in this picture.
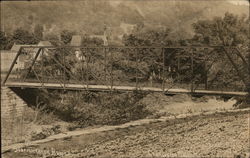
[1,0,249,39]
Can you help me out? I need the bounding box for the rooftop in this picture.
[10,44,37,52]
[70,35,82,46]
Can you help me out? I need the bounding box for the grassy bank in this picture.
[32,90,151,128]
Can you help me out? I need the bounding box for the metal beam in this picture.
[23,48,42,82]
[5,82,248,96]
[162,48,165,92]
[18,45,236,49]
[222,47,247,85]
[234,47,248,68]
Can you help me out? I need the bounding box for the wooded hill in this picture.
[1,0,249,39]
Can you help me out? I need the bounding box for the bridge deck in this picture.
[4,82,247,96]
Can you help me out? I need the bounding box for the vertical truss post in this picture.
[63,48,66,89]
[41,48,44,88]
[191,49,194,93]
[204,58,208,90]
[110,48,113,90]
[177,53,180,83]
[86,48,89,90]
[104,47,107,84]
[162,48,165,92]
[3,47,23,84]
[136,48,138,89]
[81,49,83,85]
[204,48,208,90]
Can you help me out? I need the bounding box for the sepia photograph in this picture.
[0,0,249,157]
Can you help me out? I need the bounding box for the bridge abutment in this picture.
[1,86,30,145]
[1,86,28,120]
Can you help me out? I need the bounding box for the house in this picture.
[70,35,82,47]
[70,35,85,61]
[1,41,53,73]
[36,41,53,60]
[120,22,136,35]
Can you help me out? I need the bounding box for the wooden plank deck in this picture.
[4,82,248,96]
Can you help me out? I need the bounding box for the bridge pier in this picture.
[1,86,29,145]
[1,87,28,121]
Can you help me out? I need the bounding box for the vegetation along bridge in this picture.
[2,46,248,96]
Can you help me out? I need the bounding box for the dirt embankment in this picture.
[140,93,238,117]
[4,93,238,145]
[3,110,250,158]
[2,93,248,158]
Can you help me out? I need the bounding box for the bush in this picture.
[39,90,151,127]
[23,105,58,125]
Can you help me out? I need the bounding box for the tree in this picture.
[12,28,38,44]
[0,31,8,50]
[122,28,177,82]
[123,28,172,46]
[44,33,62,46]
[192,12,249,90]
[34,24,44,41]
[192,12,249,47]
[81,35,104,46]
[60,30,76,45]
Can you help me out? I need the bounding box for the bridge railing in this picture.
[3,46,247,92]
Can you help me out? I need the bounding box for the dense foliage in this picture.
[34,89,151,127]
[60,30,76,45]
[192,13,249,47]
[0,29,39,50]
[192,13,249,89]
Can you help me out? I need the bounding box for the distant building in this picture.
[36,41,53,60]
[120,22,136,35]
[1,41,53,73]
[38,41,53,47]
[70,35,85,61]
[42,24,60,41]
[70,35,82,47]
